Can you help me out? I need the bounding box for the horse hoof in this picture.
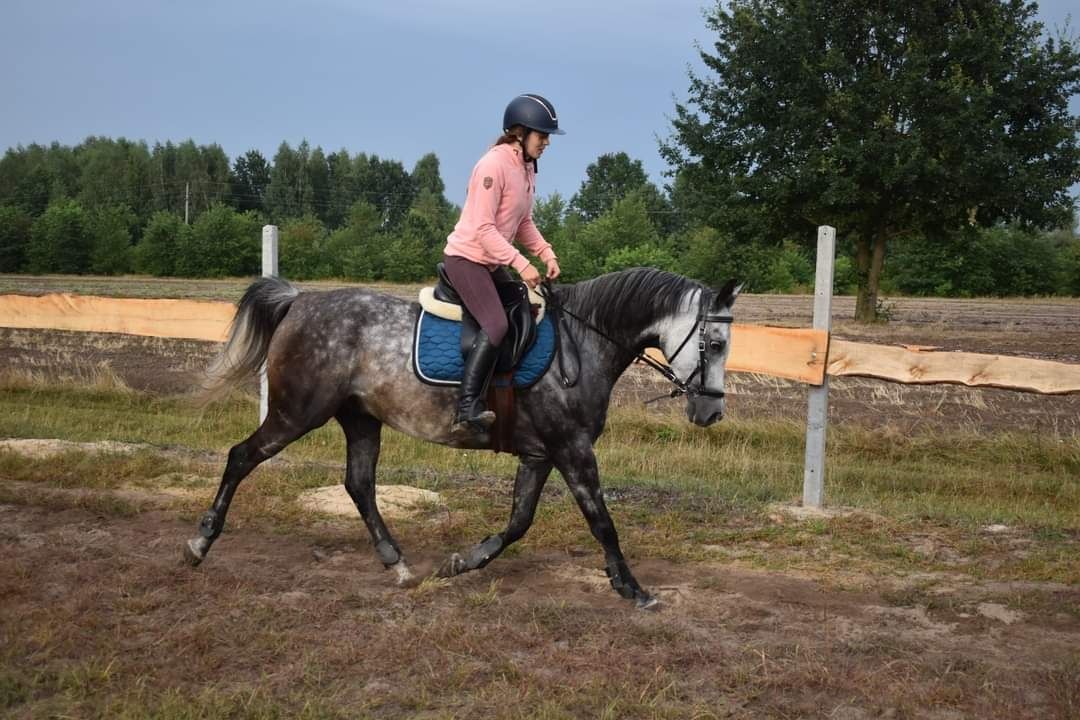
[393,561,416,587]
[436,553,465,578]
[183,538,205,566]
[635,593,661,611]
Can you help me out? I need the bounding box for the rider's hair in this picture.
[494,125,525,147]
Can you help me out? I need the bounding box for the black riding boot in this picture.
[453,330,499,432]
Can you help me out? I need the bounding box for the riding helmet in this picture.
[503,94,566,135]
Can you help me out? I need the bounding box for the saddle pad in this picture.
[413,310,555,389]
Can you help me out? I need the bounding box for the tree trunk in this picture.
[854,228,887,323]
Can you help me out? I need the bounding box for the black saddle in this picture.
[434,262,537,373]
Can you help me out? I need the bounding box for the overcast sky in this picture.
[1,1,1076,205]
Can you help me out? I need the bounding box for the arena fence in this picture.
[2,225,1078,507]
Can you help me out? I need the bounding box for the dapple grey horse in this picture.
[185,268,740,609]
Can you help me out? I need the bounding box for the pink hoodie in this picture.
[444,143,557,273]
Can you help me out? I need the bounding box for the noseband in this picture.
[543,283,732,401]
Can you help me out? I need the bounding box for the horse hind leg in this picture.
[438,457,553,578]
[337,401,414,586]
[183,407,311,566]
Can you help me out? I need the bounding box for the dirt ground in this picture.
[1,284,1078,717]
[2,486,1077,719]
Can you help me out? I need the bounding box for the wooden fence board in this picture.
[828,339,1080,395]
[0,293,233,342]
[3,293,1079,394]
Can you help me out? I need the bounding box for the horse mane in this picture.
[560,267,705,335]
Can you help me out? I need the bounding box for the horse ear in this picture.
[715,279,742,308]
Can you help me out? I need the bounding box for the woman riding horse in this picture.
[443,93,564,434]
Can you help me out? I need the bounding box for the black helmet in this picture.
[503,94,566,135]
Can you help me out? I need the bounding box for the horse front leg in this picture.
[438,456,553,578]
[552,442,658,610]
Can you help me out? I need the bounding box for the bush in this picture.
[134,211,186,276]
[279,215,327,279]
[88,205,136,274]
[887,226,1061,297]
[175,204,261,277]
[26,200,90,273]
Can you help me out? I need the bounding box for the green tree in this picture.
[353,153,415,229]
[559,192,663,281]
[664,0,1080,321]
[176,204,260,277]
[0,143,80,216]
[135,211,186,276]
[148,140,232,222]
[533,192,566,241]
[76,137,154,226]
[569,152,672,232]
[26,200,91,273]
[265,141,314,221]
[279,214,327,279]
[0,205,33,272]
[411,152,446,198]
[230,149,271,214]
[323,200,385,279]
[324,149,357,230]
[88,205,136,274]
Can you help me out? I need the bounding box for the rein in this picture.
[540,281,732,402]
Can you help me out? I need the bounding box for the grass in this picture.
[7,375,1074,530]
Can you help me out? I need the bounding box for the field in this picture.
[1,276,1078,719]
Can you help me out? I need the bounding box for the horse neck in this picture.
[558,284,701,375]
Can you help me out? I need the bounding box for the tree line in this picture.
[1,136,1077,300]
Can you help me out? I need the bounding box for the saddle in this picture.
[431,263,540,372]
[414,264,551,453]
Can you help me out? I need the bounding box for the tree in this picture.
[230,149,271,214]
[533,192,566,240]
[135,211,186,276]
[664,0,1080,321]
[88,205,136,274]
[569,152,672,232]
[279,214,327,279]
[0,205,33,272]
[175,204,260,277]
[411,152,446,198]
[26,200,90,273]
[265,141,314,221]
[559,192,666,281]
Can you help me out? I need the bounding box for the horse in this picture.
[184,267,740,609]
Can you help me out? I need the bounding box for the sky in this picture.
[1,0,1077,206]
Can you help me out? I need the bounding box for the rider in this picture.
[443,93,564,433]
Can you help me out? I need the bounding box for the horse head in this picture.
[666,278,741,427]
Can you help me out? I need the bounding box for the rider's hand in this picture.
[545,258,561,281]
[520,264,542,289]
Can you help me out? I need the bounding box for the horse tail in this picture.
[196,276,300,405]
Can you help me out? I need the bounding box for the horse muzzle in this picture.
[687,397,725,427]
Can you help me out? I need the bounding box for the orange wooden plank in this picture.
[645,325,829,385]
[0,293,234,342]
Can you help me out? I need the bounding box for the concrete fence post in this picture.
[803,225,836,507]
[260,225,279,424]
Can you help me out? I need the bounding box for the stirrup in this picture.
[452,409,496,433]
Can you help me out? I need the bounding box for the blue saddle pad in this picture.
[413,311,555,389]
